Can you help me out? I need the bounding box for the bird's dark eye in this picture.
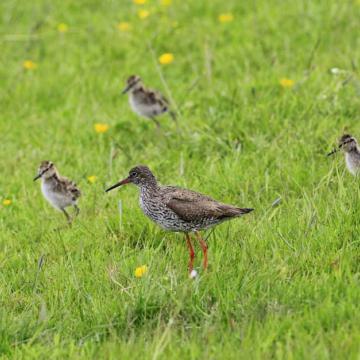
[130,171,137,177]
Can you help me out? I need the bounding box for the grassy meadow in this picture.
[1,0,360,358]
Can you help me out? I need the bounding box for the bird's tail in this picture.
[218,206,254,219]
[237,208,254,215]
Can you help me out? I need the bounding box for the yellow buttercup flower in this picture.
[87,175,97,184]
[23,60,37,70]
[135,265,148,278]
[57,23,68,33]
[138,9,150,19]
[133,0,146,4]
[159,53,174,65]
[279,78,295,88]
[94,123,109,133]
[160,0,172,6]
[117,22,131,32]
[3,199,12,206]
[218,13,234,23]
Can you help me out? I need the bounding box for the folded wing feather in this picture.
[163,186,246,222]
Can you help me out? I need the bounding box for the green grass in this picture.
[1,0,360,358]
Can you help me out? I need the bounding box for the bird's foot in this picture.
[189,269,198,279]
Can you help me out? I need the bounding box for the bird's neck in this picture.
[140,182,159,196]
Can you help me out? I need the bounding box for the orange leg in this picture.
[195,232,208,270]
[185,233,195,272]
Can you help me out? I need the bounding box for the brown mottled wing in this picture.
[147,90,169,107]
[67,181,81,199]
[152,92,177,119]
[163,186,243,222]
[56,176,81,199]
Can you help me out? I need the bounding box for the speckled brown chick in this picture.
[122,75,176,128]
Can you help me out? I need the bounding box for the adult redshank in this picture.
[105,165,253,274]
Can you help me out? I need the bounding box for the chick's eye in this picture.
[130,172,136,177]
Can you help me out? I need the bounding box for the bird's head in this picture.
[34,160,57,181]
[105,165,157,192]
[327,134,358,156]
[122,75,142,94]
[339,134,357,152]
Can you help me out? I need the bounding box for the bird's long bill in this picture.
[33,165,52,181]
[327,148,339,156]
[327,142,346,156]
[33,168,48,181]
[105,177,131,192]
[121,84,131,94]
[327,138,354,156]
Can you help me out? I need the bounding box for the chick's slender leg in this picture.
[74,204,80,216]
[62,208,71,225]
[150,116,161,129]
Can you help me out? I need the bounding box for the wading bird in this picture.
[122,75,176,128]
[34,161,81,223]
[106,165,253,275]
[328,134,360,175]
